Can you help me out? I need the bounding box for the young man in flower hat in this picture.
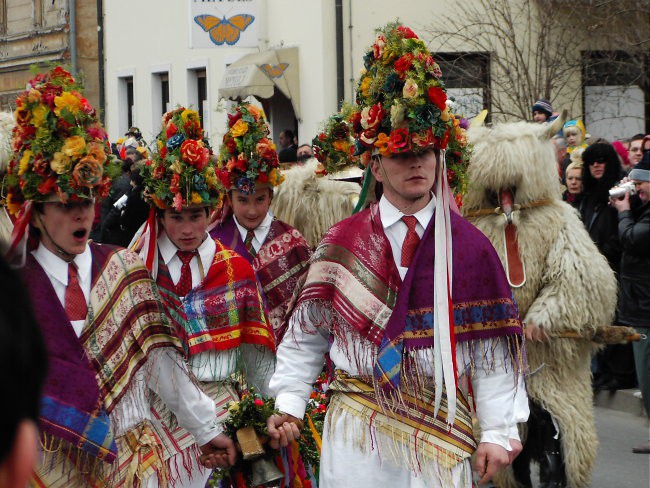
[2,67,235,487]
[137,106,276,487]
[266,22,528,488]
[209,102,311,342]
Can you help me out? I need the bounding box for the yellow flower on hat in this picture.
[374,133,391,157]
[360,76,372,97]
[62,135,86,157]
[402,79,418,99]
[267,168,284,187]
[6,193,22,217]
[54,91,83,116]
[181,108,199,122]
[50,152,71,174]
[31,105,48,128]
[18,150,33,175]
[191,192,203,205]
[205,166,218,188]
[247,104,265,121]
[230,119,249,137]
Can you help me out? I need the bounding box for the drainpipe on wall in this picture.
[335,0,344,109]
[69,0,77,75]
[97,0,105,123]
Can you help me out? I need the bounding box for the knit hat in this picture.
[352,22,470,165]
[629,151,650,182]
[3,67,115,216]
[532,98,553,118]
[216,103,283,195]
[141,107,220,210]
[562,119,586,141]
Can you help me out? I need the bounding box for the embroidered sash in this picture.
[327,372,476,469]
[210,217,311,339]
[22,244,181,470]
[155,238,275,356]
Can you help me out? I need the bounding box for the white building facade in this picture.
[103,0,648,149]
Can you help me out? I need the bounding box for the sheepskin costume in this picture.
[271,158,360,247]
[463,119,617,488]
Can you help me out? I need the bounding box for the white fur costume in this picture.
[463,120,617,488]
[271,159,360,247]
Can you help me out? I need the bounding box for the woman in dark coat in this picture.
[580,142,635,390]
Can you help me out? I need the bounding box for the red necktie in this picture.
[401,215,420,267]
[65,263,87,321]
[244,230,257,257]
[176,251,196,297]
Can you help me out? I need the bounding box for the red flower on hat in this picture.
[170,174,180,194]
[397,26,418,39]
[373,35,386,59]
[388,128,410,153]
[427,86,447,111]
[361,103,384,130]
[50,66,75,84]
[227,111,242,128]
[37,177,57,195]
[166,122,178,138]
[394,53,414,79]
[180,140,210,170]
[359,129,378,147]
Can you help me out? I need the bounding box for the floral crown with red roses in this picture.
[141,107,221,211]
[2,66,117,216]
[216,103,283,195]
[352,22,470,167]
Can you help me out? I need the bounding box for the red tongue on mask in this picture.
[499,189,526,288]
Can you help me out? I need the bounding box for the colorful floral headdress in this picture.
[3,67,116,216]
[141,107,221,211]
[353,22,470,164]
[312,104,361,177]
[216,103,283,195]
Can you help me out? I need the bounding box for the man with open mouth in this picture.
[3,68,233,487]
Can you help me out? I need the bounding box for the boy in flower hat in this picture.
[267,22,528,488]
[210,102,311,342]
[2,67,234,486]
[137,106,277,487]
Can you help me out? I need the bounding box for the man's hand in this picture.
[524,322,547,342]
[199,433,236,469]
[507,439,523,464]
[266,413,303,450]
[474,442,510,485]
[610,191,631,212]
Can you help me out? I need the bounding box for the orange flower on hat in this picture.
[72,156,104,188]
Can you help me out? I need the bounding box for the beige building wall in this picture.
[0,0,100,113]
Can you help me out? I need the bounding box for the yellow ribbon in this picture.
[306,413,322,454]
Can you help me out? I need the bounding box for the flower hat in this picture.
[141,107,221,211]
[352,22,470,163]
[216,103,283,195]
[312,104,361,177]
[3,67,116,216]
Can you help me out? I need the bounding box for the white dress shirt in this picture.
[233,211,274,253]
[157,230,215,290]
[32,242,220,445]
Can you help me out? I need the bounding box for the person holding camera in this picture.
[610,154,650,453]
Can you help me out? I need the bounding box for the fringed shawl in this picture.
[293,203,523,400]
[155,238,275,357]
[210,216,312,340]
[21,243,181,470]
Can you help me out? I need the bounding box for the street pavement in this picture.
[588,405,649,488]
[528,405,649,487]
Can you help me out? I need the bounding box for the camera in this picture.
[609,181,637,199]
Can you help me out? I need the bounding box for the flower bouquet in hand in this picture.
[298,372,329,480]
[209,389,283,487]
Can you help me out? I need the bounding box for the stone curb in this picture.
[594,388,646,417]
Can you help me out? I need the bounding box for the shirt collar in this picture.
[378,193,436,230]
[233,211,274,241]
[32,242,92,285]
[158,231,212,265]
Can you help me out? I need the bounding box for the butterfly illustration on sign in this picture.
[260,63,289,79]
[194,14,255,46]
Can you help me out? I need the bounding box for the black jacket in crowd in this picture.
[616,200,650,328]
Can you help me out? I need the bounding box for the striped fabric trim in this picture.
[328,372,476,469]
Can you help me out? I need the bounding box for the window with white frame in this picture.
[117,75,134,137]
[187,67,208,136]
[151,71,170,136]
